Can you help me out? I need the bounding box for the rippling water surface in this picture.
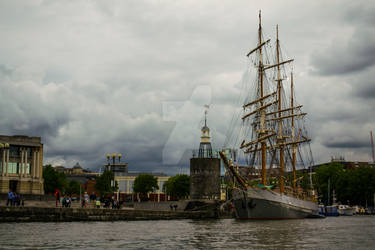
[1,216,375,249]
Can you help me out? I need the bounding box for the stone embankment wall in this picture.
[133,201,189,211]
[0,206,217,222]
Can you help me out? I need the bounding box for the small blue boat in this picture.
[319,205,339,216]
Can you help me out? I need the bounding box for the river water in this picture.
[0,216,374,249]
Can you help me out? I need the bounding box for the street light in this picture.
[105,153,125,203]
[111,153,116,165]
[0,143,4,176]
[106,154,111,171]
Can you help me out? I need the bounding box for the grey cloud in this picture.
[344,4,375,26]
[349,67,375,100]
[324,140,369,149]
[355,80,375,99]
[1,0,374,174]
[310,2,375,76]
[0,65,12,77]
[310,28,375,76]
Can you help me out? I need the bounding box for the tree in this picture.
[66,180,81,196]
[315,162,344,205]
[314,163,375,207]
[43,165,67,194]
[133,174,159,196]
[94,170,118,196]
[164,174,190,199]
[336,166,375,207]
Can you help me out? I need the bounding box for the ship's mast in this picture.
[276,25,285,194]
[258,10,267,186]
[291,72,297,192]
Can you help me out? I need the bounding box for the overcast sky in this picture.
[0,0,374,174]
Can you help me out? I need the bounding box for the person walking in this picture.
[95,198,101,208]
[13,192,20,206]
[84,192,89,208]
[7,191,14,206]
[54,189,61,207]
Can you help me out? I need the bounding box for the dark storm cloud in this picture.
[310,29,375,76]
[324,140,369,149]
[0,0,374,172]
[310,2,375,76]
[349,67,375,100]
[355,81,375,99]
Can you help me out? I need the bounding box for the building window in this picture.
[118,181,126,192]
[9,146,20,157]
[26,163,30,174]
[159,181,165,192]
[27,148,32,158]
[7,162,17,174]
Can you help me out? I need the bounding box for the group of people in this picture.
[7,191,23,207]
[62,196,72,207]
[98,196,121,209]
[55,190,73,208]
[53,189,122,209]
[169,204,178,211]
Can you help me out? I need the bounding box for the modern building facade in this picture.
[0,135,44,195]
[115,173,170,202]
[102,153,169,201]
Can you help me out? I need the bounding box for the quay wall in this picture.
[133,201,189,211]
[0,206,217,223]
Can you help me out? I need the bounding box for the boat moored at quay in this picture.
[220,11,321,219]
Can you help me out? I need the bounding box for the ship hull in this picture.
[232,188,320,219]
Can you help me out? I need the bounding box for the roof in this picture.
[73,162,82,169]
[201,125,210,131]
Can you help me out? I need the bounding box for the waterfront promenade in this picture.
[0,200,219,222]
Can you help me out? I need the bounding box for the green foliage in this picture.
[314,162,375,206]
[133,174,159,195]
[164,174,190,199]
[65,180,81,196]
[315,162,345,205]
[43,165,67,194]
[94,170,118,196]
[249,179,262,186]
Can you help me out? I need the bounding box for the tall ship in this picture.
[220,11,321,219]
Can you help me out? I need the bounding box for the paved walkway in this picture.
[0,200,123,209]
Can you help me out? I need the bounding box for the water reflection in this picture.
[0,217,374,249]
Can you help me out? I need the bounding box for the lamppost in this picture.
[106,154,111,171]
[105,153,125,202]
[0,143,4,176]
[117,154,122,201]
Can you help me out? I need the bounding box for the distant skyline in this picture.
[0,0,374,174]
